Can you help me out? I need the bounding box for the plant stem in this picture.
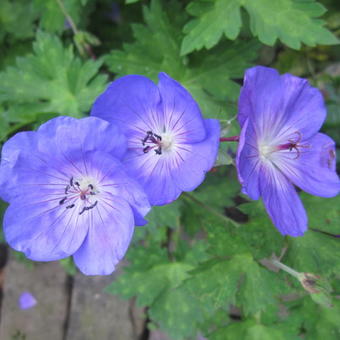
[55,0,97,60]
[270,259,301,279]
[183,193,239,228]
[219,136,240,142]
[55,0,78,34]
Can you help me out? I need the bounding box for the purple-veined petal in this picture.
[238,66,282,129]
[19,292,37,310]
[236,119,261,200]
[277,73,326,141]
[37,116,128,161]
[0,132,39,202]
[172,119,220,191]
[275,133,340,198]
[86,151,151,226]
[158,72,206,143]
[90,75,163,138]
[260,164,307,237]
[239,66,326,142]
[123,150,182,206]
[4,192,89,261]
[73,195,135,275]
[0,138,69,203]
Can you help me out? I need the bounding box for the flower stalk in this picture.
[219,136,240,142]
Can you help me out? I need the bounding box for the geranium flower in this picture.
[0,117,150,275]
[90,72,220,205]
[236,66,340,236]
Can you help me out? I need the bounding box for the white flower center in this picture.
[258,142,275,161]
[160,132,174,152]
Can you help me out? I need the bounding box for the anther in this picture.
[143,146,152,153]
[79,201,98,215]
[59,197,67,205]
[66,204,75,209]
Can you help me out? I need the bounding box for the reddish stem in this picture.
[219,136,240,142]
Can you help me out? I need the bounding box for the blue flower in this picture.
[0,117,150,275]
[236,66,340,236]
[90,72,220,205]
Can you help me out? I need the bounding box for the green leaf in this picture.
[183,258,241,313]
[105,0,257,119]
[236,254,284,316]
[147,200,182,229]
[0,31,107,123]
[0,0,39,41]
[286,231,340,276]
[181,0,338,55]
[107,260,192,305]
[285,194,340,276]
[149,287,204,339]
[33,0,88,33]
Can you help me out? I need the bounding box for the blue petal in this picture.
[275,133,340,197]
[73,194,135,275]
[90,75,163,142]
[236,119,261,200]
[87,151,151,225]
[37,116,127,160]
[4,193,89,261]
[158,72,206,143]
[260,164,307,237]
[239,66,326,141]
[19,292,37,310]
[0,133,70,203]
[172,119,220,191]
[123,151,182,206]
[0,131,38,202]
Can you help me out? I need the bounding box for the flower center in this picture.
[258,131,309,161]
[258,143,275,160]
[141,130,174,155]
[59,176,99,215]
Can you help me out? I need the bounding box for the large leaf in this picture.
[0,31,107,124]
[105,0,258,119]
[181,0,338,55]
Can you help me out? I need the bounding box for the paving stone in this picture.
[65,264,145,340]
[0,254,68,340]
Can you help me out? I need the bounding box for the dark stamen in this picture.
[66,204,75,209]
[79,201,98,215]
[153,133,162,141]
[142,130,163,155]
[70,177,74,187]
[143,146,152,153]
[59,197,67,205]
[75,181,80,187]
[65,185,70,194]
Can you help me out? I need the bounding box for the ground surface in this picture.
[0,247,172,340]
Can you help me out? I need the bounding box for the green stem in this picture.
[55,0,78,34]
[183,193,239,228]
[270,259,301,280]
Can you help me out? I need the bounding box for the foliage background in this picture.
[0,0,340,339]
